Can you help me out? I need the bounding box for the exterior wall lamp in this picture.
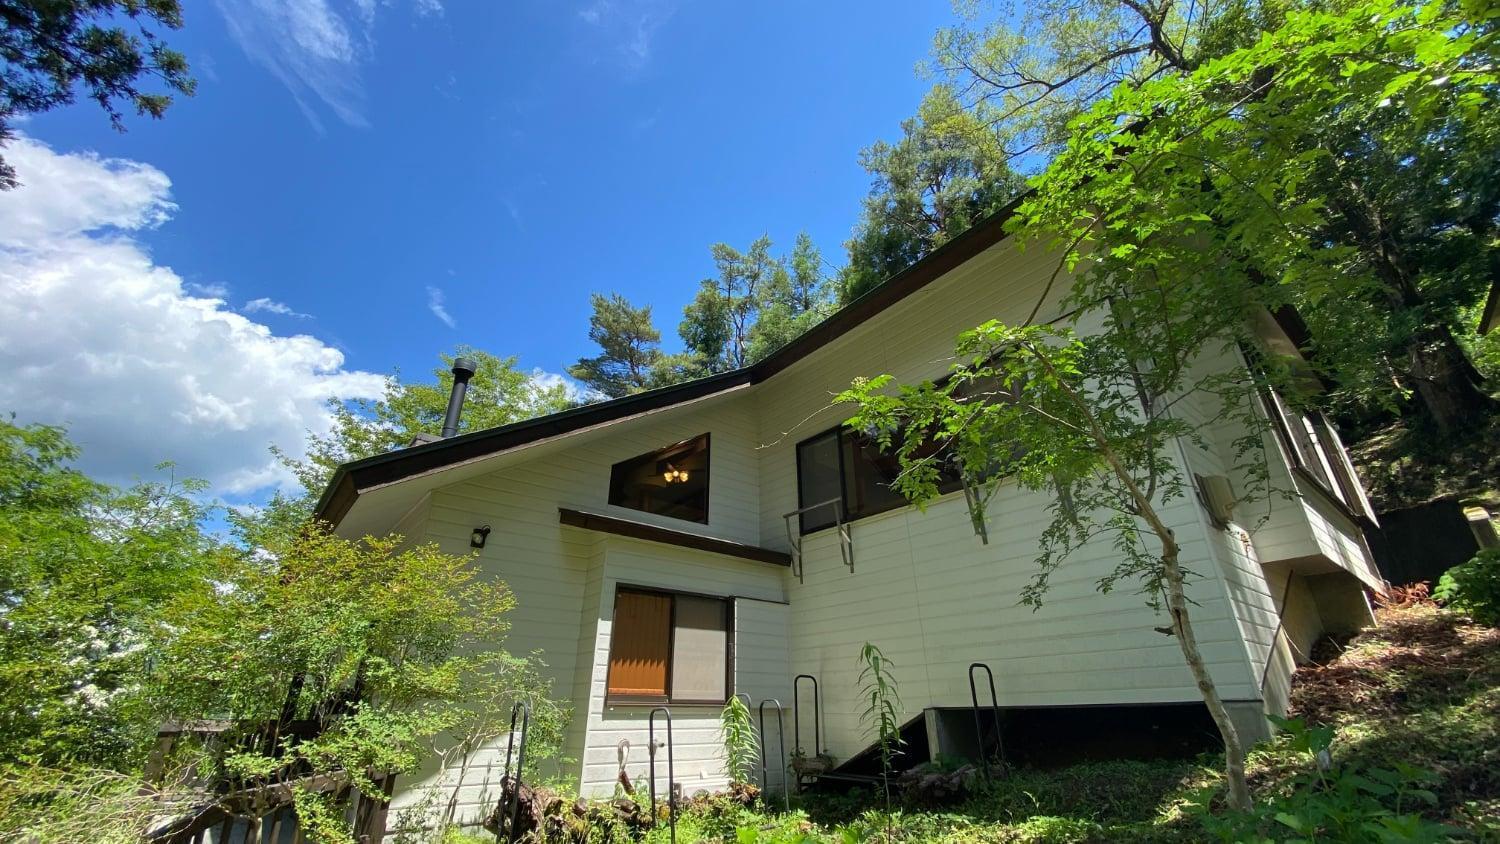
[470,525,491,549]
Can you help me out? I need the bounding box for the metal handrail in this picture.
[968,663,1004,779]
[782,498,853,583]
[500,700,531,842]
[757,699,789,811]
[791,673,826,793]
[649,707,676,844]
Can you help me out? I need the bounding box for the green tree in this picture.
[930,0,1272,167]
[147,527,564,840]
[0,0,194,188]
[681,236,780,372]
[278,348,575,499]
[568,293,665,398]
[0,419,215,768]
[748,232,834,362]
[840,87,1024,302]
[679,234,834,374]
[839,0,1498,810]
[929,0,1496,434]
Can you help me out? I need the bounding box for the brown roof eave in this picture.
[315,192,1030,528]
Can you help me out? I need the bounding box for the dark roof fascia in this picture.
[314,368,752,524]
[558,507,791,567]
[315,193,1029,527]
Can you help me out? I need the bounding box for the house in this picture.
[315,204,1385,832]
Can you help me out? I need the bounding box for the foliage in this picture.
[0,0,194,188]
[1051,0,1494,432]
[720,696,760,788]
[1346,413,1500,511]
[275,347,575,500]
[934,0,1498,436]
[0,765,159,844]
[146,527,566,834]
[856,642,905,808]
[293,787,357,844]
[678,233,834,373]
[930,0,1271,168]
[569,293,666,398]
[1187,716,1453,842]
[840,319,1269,808]
[0,419,216,768]
[749,232,835,362]
[1434,548,1500,626]
[840,87,1024,302]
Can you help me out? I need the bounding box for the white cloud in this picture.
[243,297,312,318]
[529,367,602,405]
[0,136,385,498]
[213,0,444,131]
[576,0,677,69]
[188,281,231,299]
[426,285,455,328]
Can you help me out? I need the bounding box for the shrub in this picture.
[1434,548,1500,626]
[1186,716,1454,842]
[720,695,760,788]
[0,766,157,844]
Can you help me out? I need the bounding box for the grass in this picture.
[639,600,1499,842]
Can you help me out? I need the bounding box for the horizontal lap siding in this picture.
[735,599,794,795]
[383,225,1385,829]
[577,539,788,798]
[388,393,769,827]
[753,240,1259,767]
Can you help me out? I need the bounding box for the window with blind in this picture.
[605,587,730,704]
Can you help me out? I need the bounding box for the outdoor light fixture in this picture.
[662,464,689,483]
[470,525,491,549]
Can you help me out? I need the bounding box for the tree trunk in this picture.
[1330,180,1495,435]
[1030,342,1255,811]
[1159,534,1254,811]
[1403,323,1494,436]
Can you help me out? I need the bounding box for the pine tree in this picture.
[568,293,665,398]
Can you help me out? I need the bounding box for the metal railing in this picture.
[757,699,788,811]
[782,499,853,583]
[649,707,676,844]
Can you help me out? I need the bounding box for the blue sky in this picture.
[0,1,960,504]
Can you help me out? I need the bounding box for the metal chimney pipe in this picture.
[441,357,478,438]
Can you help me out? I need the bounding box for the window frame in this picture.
[1261,391,1373,524]
[607,433,712,526]
[794,424,965,536]
[603,585,735,707]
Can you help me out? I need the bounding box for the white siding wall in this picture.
[575,538,789,798]
[751,238,1261,766]
[371,219,1385,826]
[384,391,790,826]
[1163,341,1382,722]
[734,599,794,795]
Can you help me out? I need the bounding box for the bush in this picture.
[0,766,157,844]
[1434,548,1500,626]
[1186,717,1454,843]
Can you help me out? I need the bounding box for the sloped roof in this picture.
[315,196,1025,527]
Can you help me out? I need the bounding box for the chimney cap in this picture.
[451,357,478,379]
